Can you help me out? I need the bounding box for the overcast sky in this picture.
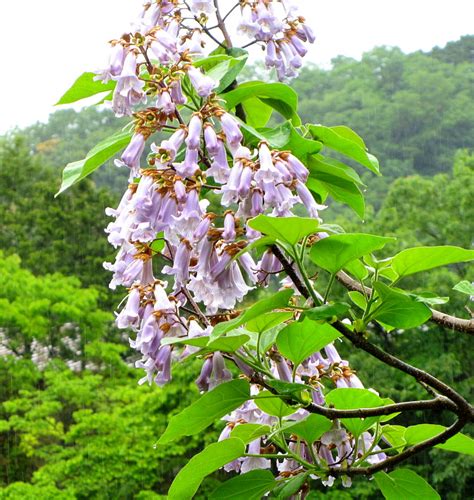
[0,0,473,133]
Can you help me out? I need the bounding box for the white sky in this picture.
[0,0,473,133]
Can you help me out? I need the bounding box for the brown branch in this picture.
[270,245,474,475]
[336,270,474,335]
[306,396,457,419]
[327,417,468,477]
[213,0,233,48]
[180,287,210,326]
[271,245,309,299]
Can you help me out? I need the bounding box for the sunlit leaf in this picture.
[375,469,440,500]
[56,129,132,196]
[391,246,474,278]
[276,318,341,367]
[310,233,394,274]
[56,72,116,105]
[158,379,250,444]
[168,438,246,499]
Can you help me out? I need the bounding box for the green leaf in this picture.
[453,280,474,295]
[285,414,333,443]
[230,424,271,444]
[273,473,309,499]
[348,291,367,311]
[310,233,394,274]
[308,124,380,174]
[325,388,385,436]
[55,129,133,196]
[56,72,116,105]
[404,424,474,455]
[374,469,440,500]
[391,246,474,278]
[308,154,364,185]
[371,283,432,329]
[304,303,350,321]
[246,312,293,333]
[259,122,322,161]
[158,379,250,444]
[242,97,274,128]
[345,259,369,281]
[205,54,248,94]
[276,318,341,367]
[222,81,300,125]
[168,438,246,500]
[211,470,276,500]
[410,292,449,307]
[162,334,250,352]
[254,391,295,418]
[307,173,365,218]
[381,425,407,451]
[211,289,294,339]
[266,380,312,406]
[248,215,320,246]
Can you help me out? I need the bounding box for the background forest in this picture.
[0,36,472,499]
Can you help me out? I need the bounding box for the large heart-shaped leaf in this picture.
[56,71,116,105]
[222,81,300,125]
[404,424,474,455]
[276,318,341,367]
[308,124,380,174]
[168,438,246,499]
[211,289,294,339]
[248,215,320,247]
[56,129,132,196]
[158,379,250,444]
[325,388,385,436]
[371,283,432,329]
[211,470,277,500]
[375,469,440,500]
[310,233,394,274]
[284,414,333,444]
[391,246,474,278]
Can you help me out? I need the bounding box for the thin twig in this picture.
[213,0,233,48]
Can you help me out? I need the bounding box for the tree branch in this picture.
[213,0,233,48]
[326,417,469,476]
[336,270,474,335]
[270,245,474,474]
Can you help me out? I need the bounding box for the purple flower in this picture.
[114,132,145,173]
[169,79,187,105]
[192,215,212,243]
[154,344,173,386]
[206,139,230,183]
[284,153,309,181]
[196,352,232,392]
[116,288,141,329]
[296,180,326,218]
[238,166,253,198]
[174,147,199,178]
[190,0,215,15]
[240,439,270,474]
[156,89,175,115]
[186,114,202,150]
[219,113,243,148]
[163,239,192,286]
[96,42,125,82]
[222,212,236,242]
[187,66,217,97]
[152,127,186,162]
[204,123,219,155]
[114,51,144,99]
